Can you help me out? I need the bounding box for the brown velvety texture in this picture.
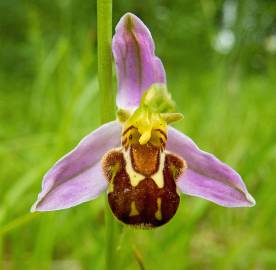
[102,145,184,228]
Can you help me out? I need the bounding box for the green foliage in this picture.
[0,0,275,269]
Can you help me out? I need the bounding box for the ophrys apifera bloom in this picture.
[32,13,255,228]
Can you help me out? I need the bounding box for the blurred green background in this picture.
[0,0,275,269]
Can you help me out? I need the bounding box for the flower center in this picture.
[122,126,167,150]
[121,105,167,150]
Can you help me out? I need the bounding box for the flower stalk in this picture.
[97,0,114,123]
[97,1,118,269]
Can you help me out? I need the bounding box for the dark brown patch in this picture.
[102,150,125,182]
[108,175,180,228]
[103,147,186,228]
[165,153,185,180]
[130,143,160,176]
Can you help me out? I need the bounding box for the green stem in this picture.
[97,1,117,270]
[97,0,114,123]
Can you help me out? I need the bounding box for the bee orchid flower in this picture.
[32,13,255,228]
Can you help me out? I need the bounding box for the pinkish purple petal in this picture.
[167,127,255,207]
[32,121,122,212]
[112,13,166,109]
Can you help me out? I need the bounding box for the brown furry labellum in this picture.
[102,137,185,228]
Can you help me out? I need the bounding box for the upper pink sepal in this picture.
[113,13,166,109]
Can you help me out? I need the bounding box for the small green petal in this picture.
[141,83,176,113]
[160,113,183,124]
[117,108,131,123]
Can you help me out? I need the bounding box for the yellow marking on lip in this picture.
[108,182,114,193]
[107,162,120,193]
[129,201,139,216]
[124,147,165,188]
[151,151,165,188]
[124,149,145,187]
[155,198,162,221]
